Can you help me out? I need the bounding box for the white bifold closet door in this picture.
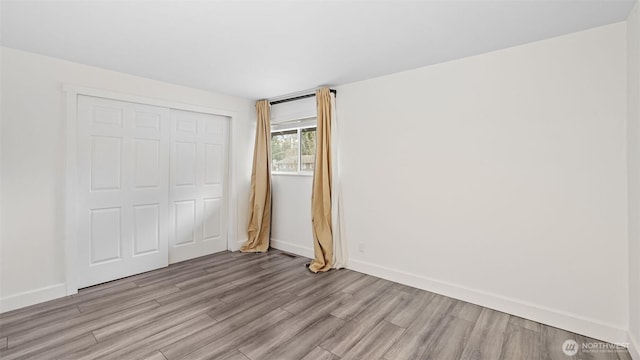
[169,109,228,263]
[77,96,170,288]
[76,96,228,288]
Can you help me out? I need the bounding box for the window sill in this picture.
[272,172,314,177]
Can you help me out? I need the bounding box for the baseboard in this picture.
[0,283,67,313]
[629,331,640,360]
[348,258,628,345]
[270,238,314,259]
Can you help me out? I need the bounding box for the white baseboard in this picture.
[270,238,314,259]
[348,258,627,345]
[629,331,640,360]
[0,283,67,313]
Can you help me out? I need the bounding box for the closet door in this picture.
[77,95,170,288]
[169,109,229,263]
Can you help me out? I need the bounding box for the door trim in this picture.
[64,84,239,295]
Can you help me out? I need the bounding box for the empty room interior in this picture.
[1,1,640,359]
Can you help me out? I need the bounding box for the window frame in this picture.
[271,123,316,176]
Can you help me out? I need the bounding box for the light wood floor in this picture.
[0,250,632,360]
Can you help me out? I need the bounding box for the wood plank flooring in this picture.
[0,250,632,360]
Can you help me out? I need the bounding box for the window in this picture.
[271,125,316,173]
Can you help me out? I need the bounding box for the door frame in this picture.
[64,84,239,295]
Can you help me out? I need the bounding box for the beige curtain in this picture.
[241,100,272,253]
[309,88,333,272]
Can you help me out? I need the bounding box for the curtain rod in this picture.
[269,89,337,105]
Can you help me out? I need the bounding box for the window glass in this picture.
[271,129,299,172]
[301,127,316,171]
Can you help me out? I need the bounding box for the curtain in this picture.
[241,100,272,253]
[330,92,347,269]
[309,88,333,272]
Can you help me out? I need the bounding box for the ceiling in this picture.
[1,1,635,100]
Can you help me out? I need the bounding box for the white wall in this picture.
[336,22,628,343]
[271,174,314,258]
[627,2,640,359]
[0,47,254,311]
